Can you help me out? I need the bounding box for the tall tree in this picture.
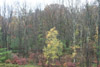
[97,0,100,66]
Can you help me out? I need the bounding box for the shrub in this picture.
[0,48,11,62]
[11,55,27,65]
[29,53,35,59]
[38,54,47,67]
[11,55,19,64]
[38,60,42,66]
[55,61,61,66]
[16,58,27,65]
[63,62,67,67]
[67,62,76,67]
[28,52,35,63]
[5,59,11,63]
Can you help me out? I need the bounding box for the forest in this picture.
[0,0,100,67]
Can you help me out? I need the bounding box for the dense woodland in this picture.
[0,0,100,67]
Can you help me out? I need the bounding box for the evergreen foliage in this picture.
[0,48,11,62]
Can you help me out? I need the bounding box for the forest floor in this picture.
[0,63,98,67]
[0,63,40,67]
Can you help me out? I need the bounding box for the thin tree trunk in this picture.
[97,0,100,66]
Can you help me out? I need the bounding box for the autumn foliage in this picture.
[43,27,63,65]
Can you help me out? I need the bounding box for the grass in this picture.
[0,63,40,67]
[0,63,98,67]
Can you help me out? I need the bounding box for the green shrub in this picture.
[0,48,11,62]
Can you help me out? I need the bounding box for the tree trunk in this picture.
[97,0,100,66]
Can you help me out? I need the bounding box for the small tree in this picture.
[0,48,11,62]
[43,27,63,65]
